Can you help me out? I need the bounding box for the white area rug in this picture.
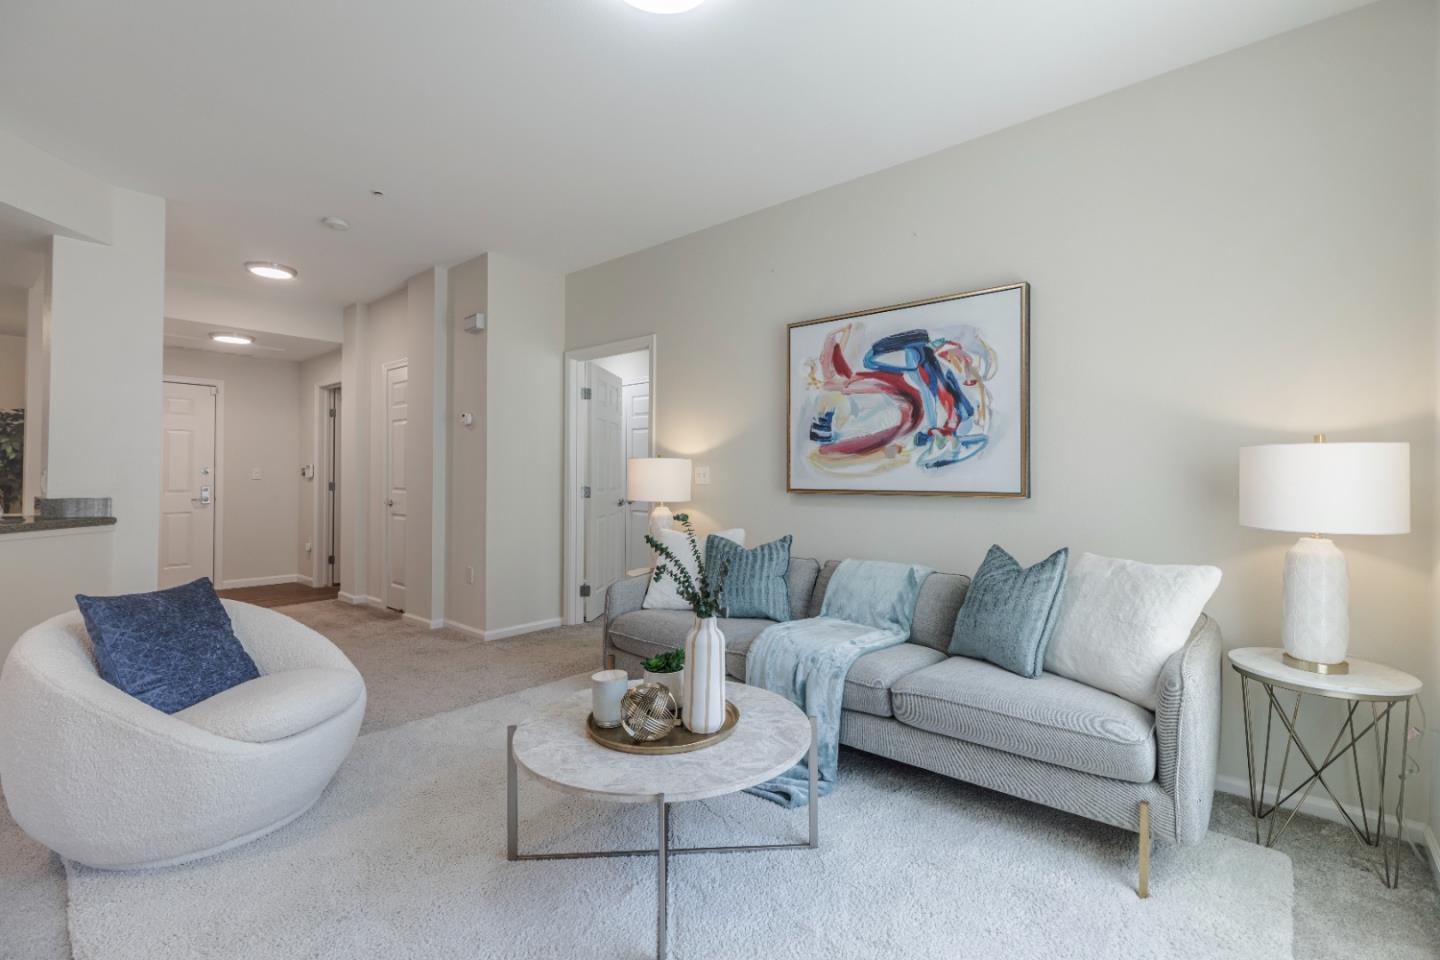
[66,675,1294,960]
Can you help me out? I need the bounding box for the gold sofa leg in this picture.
[1137,800,1150,899]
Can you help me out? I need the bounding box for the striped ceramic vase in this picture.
[682,616,727,734]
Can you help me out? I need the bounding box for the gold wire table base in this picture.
[1235,671,1413,889]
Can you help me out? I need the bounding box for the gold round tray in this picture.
[587,701,740,755]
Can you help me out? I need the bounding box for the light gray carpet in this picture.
[276,600,602,734]
[65,674,1295,960]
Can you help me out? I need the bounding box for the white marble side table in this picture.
[506,681,817,960]
[1228,647,1421,888]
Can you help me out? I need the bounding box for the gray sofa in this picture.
[603,557,1222,897]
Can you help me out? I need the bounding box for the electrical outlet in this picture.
[695,465,711,485]
[305,541,312,553]
[465,565,475,585]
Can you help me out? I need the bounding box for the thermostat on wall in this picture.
[463,312,486,333]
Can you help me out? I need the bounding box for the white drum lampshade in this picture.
[628,457,693,538]
[1238,438,1409,673]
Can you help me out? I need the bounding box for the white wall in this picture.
[0,527,112,661]
[22,265,48,510]
[0,334,24,408]
[47,187,166,594]
[162,348,302,587]
[446,255,488,632]
[592,349,649,386]
[567,1,1436,823]
[485,253,565,634]
[297,349,342,584]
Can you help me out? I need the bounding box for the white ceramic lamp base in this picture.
[648,502,675,539]
[1281,536,1349,674]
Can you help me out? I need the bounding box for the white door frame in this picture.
[562,335,657,626]
[382,358,408,611]
[162,376,225,589]
[311,381,341,587]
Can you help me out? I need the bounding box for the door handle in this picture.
[191,486,212,506]
[386,499,395,507]
[617,498,626,507]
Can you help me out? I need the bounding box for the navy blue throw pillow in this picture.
[76,577,260,713]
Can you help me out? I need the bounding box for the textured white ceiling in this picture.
[0,0,1372,306]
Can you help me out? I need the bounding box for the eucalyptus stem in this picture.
[644,513,730,619]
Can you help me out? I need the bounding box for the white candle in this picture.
[591,669,629,729]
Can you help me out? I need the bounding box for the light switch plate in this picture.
[250,467,263,480]
[695,465,711,485]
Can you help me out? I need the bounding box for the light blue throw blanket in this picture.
[745,559,933,806]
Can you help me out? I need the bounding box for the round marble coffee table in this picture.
[506,681,816,960]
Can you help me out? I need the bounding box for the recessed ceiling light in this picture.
[210,333,255,345]
[623,0,704,12]
[320,216,351,231]
[244,261,298,280]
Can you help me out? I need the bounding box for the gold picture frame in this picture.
[786,281,1030,498]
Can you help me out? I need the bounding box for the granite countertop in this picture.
[0,516,117,535]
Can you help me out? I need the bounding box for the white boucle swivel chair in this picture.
[0,600,365,869]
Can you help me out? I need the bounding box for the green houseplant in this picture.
[0,409,23,516]
[644,513,731,734]
[640,648,685,708]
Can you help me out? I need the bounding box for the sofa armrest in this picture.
[1155,613,1222,845]
[602,574,651,668]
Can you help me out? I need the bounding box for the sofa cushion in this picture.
[76,577,260,714]
[609,611,772,680]
[808,560,969,652]
[707,534,793,621]
[842,643,947,717]
[174,667,363,743]
[948,545,1068,677]
[787,558,821,621]
[890,656,1157,783]
[644,527,745,611]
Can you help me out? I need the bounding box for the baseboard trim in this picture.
[220,574,301,589]
[403,612,444,630]
[1214,773,1429,844]
[295,574,315,587]
[441,617,562,641]
[485,617,563,641]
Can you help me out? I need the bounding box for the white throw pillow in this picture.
[1043,552,1221,710]
[641,528,745,611]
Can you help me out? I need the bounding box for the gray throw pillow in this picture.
[948,545,1068,678]
[706,534,793,621]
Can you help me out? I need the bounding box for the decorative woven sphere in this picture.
[620,682,680,743]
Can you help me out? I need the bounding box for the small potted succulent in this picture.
[640,648,685,709]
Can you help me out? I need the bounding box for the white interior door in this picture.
[622,381,652,573]
[584,363,625,621]
[159,381,217,589]
[384,363,408,612]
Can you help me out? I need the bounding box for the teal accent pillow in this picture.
[949,545,1068,678]
[706,534,793,621]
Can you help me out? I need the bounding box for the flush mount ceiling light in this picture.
[623,0,704,13]
[320,216,350,231]
[244,261,298,280]
[210,333,255,345]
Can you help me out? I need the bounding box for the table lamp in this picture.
[627,457,693,538]
[1238,436,1409,674]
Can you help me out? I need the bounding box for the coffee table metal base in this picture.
[505,719,819,960]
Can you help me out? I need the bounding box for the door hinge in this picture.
[579,583,592,598]
[328,481,335,491]
[327,555,334,565]
[580,387,592,400]
[582,485,591,499]
[328,407,336,417]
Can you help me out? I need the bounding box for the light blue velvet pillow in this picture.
[706,534,793,621]
[948,545,1068,678]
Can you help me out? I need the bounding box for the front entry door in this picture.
[384,362,408,612]
[584,363,625,621]
[159,381,217,589]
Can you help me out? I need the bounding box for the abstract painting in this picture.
[787,282,1028,497]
